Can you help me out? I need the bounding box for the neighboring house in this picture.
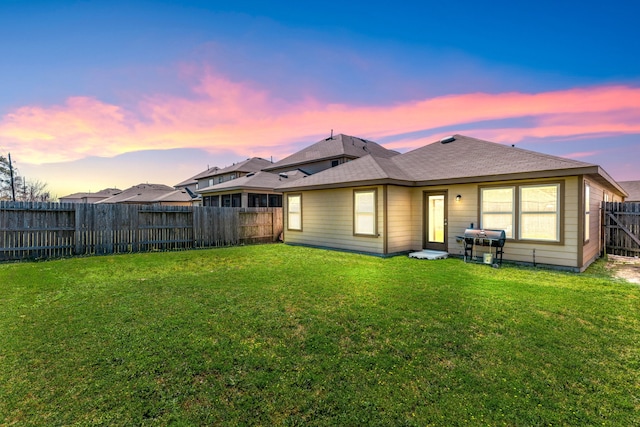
[175,168,221,200]
[277,135,627,272]
[59,188,122,204]
[195,159,271,190]
[197,170,308,207]
[263,133,399,174]
[96,183,193,206]
[619,181,640,202]
[194,158,274,206]
[196,133,399,208]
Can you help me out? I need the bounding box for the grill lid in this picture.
[463,229,506,240]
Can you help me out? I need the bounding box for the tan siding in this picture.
[286,176,590,269]
[386,186,413,253]
[412,177,580,268]
[283,188,385,254]
[582,178,608,266]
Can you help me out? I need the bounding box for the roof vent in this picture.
[246,172,255,177]
[279,173,288,179]
[440,136,455,144]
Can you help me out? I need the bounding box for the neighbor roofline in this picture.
[198,184,285,194]
[262,154,361,171]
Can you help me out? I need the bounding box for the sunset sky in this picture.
[1,0,639,198]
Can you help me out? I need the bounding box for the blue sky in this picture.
[1,0,639,196]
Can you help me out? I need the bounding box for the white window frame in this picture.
[354,189,377,236]
[480,187,515,239]
[584,183,591,243]
[287,194,302,231]
[519,184,560,242]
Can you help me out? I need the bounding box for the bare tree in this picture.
[0,154,53,202]
[0,154,13,201]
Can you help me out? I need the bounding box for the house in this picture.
[95,183,193,206]
[59,188,121,204]
[195,134,399,208]
[619,181,640,202]
[277,135,627,272]
[194,158,274,206]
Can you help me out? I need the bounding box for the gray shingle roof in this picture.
[278,134,623,193]
[199,170,308,193]
[96,184,192,204]
[263,134,399,171]
[619,181,640,201]
[394,135,596,182]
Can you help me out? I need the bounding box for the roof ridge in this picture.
[452,134,596,167]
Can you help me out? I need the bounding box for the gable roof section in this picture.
[619,181,640,201]
[278,134,625,195]
[263,133,399,172]
[276,155,413,190]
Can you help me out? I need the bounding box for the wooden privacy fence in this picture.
[0,201,283,261]
[603,201,640,257]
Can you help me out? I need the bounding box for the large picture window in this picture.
[481,187,514,238]
[519,184,560,241]
[354,189,377,236]
[480,182,561,242]
[287,194,302,231]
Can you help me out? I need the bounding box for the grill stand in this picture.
[459,236,505,267]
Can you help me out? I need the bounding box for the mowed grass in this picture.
[1,245,639,426]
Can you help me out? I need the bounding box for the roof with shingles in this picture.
[96,184,192,204]
[60,188,122,199]
[198,170,308,193]
[208,158,273,178]
[277,135,625,195]
[619,181,640,201]
[263,134,398,171]
[393,135,597,182]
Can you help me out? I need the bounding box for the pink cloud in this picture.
[1,67,639,165]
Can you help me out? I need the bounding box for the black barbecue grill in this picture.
[459,229,506,266]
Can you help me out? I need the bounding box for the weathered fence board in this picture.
[0,201,283,261]
[603,201,640,257]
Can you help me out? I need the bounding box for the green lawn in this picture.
[1,245,638,426]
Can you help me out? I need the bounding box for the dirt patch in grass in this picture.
[607,255,640,284]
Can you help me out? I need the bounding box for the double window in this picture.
[481,183,561,242]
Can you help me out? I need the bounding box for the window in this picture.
[248,193,268,207]
[268,194,282,207]
[354,189,377,236]
[287,194,302,230]
[481,187,514,238]
[331,160,340,167]
[480,183,561,242]
[203,195,219,207]
[584,183,590,243]
[520,184,560,241]
[208,178,214,187]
